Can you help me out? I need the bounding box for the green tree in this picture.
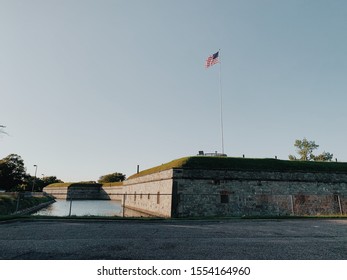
[289,138,333,162]
[25,175,64,192]
[42,176,63,186]
[314,151,334,162]
[0,154,28,191]
[98,172,126,183]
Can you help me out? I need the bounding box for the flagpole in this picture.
[219,49,225,155]
[205,50,225,155]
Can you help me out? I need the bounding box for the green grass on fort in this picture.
[45,156,347,187]
[128,156,347,179]
[45,181,123,188]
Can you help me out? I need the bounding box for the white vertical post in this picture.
[68,198,72,216]
[337,195,343,215]
[290,195,295,215]
[122,193,126,217]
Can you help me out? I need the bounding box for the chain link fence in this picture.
[1,192,345,218]
[0,192,54,216]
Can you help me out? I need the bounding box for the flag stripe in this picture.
[205,51,219,68]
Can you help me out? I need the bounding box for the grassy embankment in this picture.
[46,156,347,186]
[128,156,347,179]
[44,181,123,189]
[0,194,54,215]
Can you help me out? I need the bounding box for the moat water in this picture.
[33,199,123,217]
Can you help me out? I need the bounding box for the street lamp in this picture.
[32,165,38,193]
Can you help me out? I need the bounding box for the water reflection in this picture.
[34,199,122,217]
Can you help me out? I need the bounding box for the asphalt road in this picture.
[0,218,346,260]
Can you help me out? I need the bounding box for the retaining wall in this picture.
[44,186,102,200]
[44,185,124,200]
[173,169,347,217]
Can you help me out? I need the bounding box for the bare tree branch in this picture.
[0,125,8,135]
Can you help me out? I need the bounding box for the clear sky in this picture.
[1,0,347,182]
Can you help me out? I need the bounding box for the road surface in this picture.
[0,218,346,259]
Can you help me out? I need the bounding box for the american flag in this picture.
[205,51,219,68]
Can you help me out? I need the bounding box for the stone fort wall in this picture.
[44,168,347,217]
[172,169,347,217]
[122,169,174,217]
